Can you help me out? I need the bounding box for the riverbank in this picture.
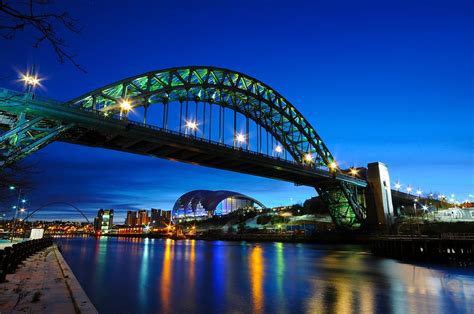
[372,235,474,267]
[0,244,97,313]
[194,232,373,244]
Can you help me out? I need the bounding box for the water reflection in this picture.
[138,238,150,306]
[160,238,174,313]
[58,238,474,314]
[249,245,264,313]
[275,242,285,311]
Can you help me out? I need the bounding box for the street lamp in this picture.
[235,133,245,145]
[185,120,198,136]
[20,70,42,93]
[394,182,401,215]
[329,161,338,171]
[304,153,313,163]
[406,186,413,194]
[120,99,132,111]
[119,99,132,119]
[275,145,283,154]
[6,185,24,242]
[349,168,358,176]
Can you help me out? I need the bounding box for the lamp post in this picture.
[8,185,23,242]
[119,99,132,120]
[413,198,420,234]
[20,69,41,94]
[391,182,400,217]
[185,120,198,137]
[275,145,283,157]
[235,133,245,148]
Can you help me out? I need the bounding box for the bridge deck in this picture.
[0,89,366,188]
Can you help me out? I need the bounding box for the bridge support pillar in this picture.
[365,162,394,228]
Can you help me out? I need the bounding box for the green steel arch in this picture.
[69,66,366,229]
[70,66,334,167]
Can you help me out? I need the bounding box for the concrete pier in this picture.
[0,244,97,313]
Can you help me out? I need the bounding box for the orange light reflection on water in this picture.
[160,238,174,314]
[249,245,264,314]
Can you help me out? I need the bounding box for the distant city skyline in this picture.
[1,0,472,220]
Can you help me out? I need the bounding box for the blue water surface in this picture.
[58,237,474,314]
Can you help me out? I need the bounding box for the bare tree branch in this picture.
[0,0,85,72]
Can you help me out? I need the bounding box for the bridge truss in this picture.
[0,66,367,229]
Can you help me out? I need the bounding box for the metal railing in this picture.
[0,238,53,283]
[77,107,367,186]
[441,233,474,240]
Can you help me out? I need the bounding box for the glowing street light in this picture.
[9,185,15,190]
[20,71,42,91]
[119,99,132,119]
[120,99,132,111]
[235,133,245,143]
[394,182,401,190]
[329,161,338,171]
[275,145,283,153]
[20,208,26,213]
[185,120,198,130]
[21,199,26,203]
[304,153,313,163]
[416,189,422,196]
[349,168,358,176]
[406,186,413,194]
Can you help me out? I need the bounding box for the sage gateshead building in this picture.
[172,190,265,220]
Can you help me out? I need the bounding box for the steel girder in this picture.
[0,92,71,167]
[69,66,334,167]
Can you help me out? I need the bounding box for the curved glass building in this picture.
[172,190,265,220]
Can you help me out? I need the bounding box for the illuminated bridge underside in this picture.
[0,66,367,229]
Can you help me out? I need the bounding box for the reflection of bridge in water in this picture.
[1,66,396,230]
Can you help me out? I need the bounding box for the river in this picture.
[58,237,474,313]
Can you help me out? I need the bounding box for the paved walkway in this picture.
[0,245,97,313]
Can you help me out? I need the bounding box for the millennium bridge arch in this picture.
[23,202,91,223]
[0,66,368,230]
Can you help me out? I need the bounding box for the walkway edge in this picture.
[52,245,99,314]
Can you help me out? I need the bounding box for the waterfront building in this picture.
[172,190,265,220]
[150,208,171,227]
[125,211,137,226]
[94,209,114,232]
[137,209,149,226]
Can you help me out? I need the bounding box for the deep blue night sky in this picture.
[1,0,473,221]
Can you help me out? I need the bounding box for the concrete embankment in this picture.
[372,236,474,266]
[195,232,373,244]
[0,244,97,313]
